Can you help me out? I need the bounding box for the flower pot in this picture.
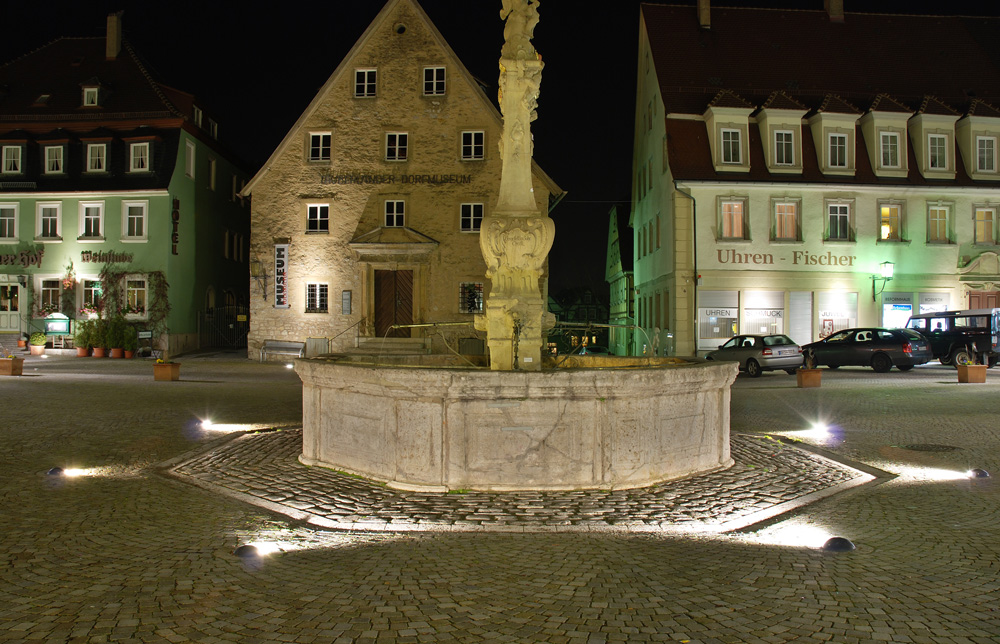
[17,340,26,348]
[92,347,106,358]
[110,348,124,359]
[76,347,89,357]
[124,350,134,359]
[29,344,45,356]
[153,362,180,381]
[957,364,987,383]
[0,357,23,376]
[796,368,822,388]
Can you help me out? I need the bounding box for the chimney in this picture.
[698,0,710,29]
[824,0,844,23]
[106,11,123,60]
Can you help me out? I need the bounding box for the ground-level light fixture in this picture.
[823,536,856,552]
[968,468,990,478]
[871,261,894,301]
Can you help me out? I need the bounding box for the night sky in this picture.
[4,0,1000,296]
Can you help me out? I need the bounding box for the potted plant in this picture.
[74,321,92,357]
[91,319,107,358]
[16,334,26,349]
[122,325,137,359]
[28,332,47,356]
[0,353,23,376]
[957,347,987,383]
[107,316,126,359]
[796,350,822,388]
[153,357,180,381]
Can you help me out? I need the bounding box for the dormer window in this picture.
[829,133,848,168]
[193,106,203,127]
[978,136,996,172]
[87,143,106,172]
[2,146,21,174]
[928,134,947,169]
[45,146,64,174]
[82,87,99,106]
[129,142,150,172]
[34,94,50,106]
[774,131,794,165]
[721,129,741,164]
[880,132,900,168]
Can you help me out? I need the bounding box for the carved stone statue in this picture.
[477,0,555,371]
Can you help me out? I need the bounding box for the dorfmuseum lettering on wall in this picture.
[274,244,289,309]
[0,249,43,268]
[318,171,472,185]
[81,251,133,263]
[715,249,857,267]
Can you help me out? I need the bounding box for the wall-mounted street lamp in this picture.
[871,261,894,301]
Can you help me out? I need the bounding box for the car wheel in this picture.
[745,359,762,377]
[951,349,972,367]
[897,365,914,372]
[871,353,892,373]
[784,368,798,375]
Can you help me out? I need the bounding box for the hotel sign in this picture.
[274,244,289,309]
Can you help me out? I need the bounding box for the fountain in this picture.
[296,0,737,492]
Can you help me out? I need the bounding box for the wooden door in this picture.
[374,270,413,338]
[0,285,20,332]
[968,291,999,309]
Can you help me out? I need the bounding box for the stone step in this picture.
[348,337,431,355]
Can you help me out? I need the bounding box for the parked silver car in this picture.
[706,334,803,377]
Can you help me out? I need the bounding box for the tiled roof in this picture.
[868,93,912,114]
[967,99,1000,118]
[707,89,754,110]
[760,90,807,111]
[643,5,1000,116]
[815,94,862,115]
[917,95,960,116]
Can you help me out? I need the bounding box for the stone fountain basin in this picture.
[297,355,738,492]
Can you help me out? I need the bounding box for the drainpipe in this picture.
[673,181,698,355]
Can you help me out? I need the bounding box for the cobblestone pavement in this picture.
[1,352,999,643]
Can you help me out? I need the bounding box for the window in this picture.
[209,119,218,139]
[720,200,745,239]
[880,132,899,168]
[928,205,949,243]
[306,283,329,313]
[129,142,150,172]
[126,277,147,316]
[0,204,16,241]
[87,143,106,172]
[355,69,377,97]
[208,158,217,190]
[721,129,741,164]
[459,282,484,313]
[40,279,60,312]
[977,136,996,172]
[461,203,483,232]
[79,202,104,239]
[461,131,484,160]
[829,133,848,168]
[423,66,446,95]
[929,134,947,170]
[45,146,63,174]
[774,202,798,241]
[2,146,21,174]
[386,132,408,161]
[185,140,195,178]
[879,203,902,240]
[774,131,793,165]
[82,280,101,313]
[307,204,329,232]
[827,203,851,241]
[309,133,331,161]
[975,207,996,244]
[82,87,99,106]
[36,203,61,240]
[384,200,405,227]
[122,201,147,241]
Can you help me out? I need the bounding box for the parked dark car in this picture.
[705,334,803,377]
[800,327,932,372]
[905,308,1000,367]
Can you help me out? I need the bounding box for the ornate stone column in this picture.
[476,0,555,371]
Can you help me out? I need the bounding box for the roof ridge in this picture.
[869,93,912,113]
[917,95,960,116]
[121,40,184,119]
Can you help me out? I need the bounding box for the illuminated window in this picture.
[423,66,446,96]
[459,282,483,313]
[928,134,947,170]
[384,200,404,227]
[2,146,21,174]
[927,205,949,243]
[975,207,996,244]
[386,132,408,161]
[307,204,329,232]
[309,133,331,161]
[774,202,798,241]
[129,142,150,172]
[45,146,63,174]
[306,283,329,313]
[460,203,483,232]
[87,143,106,172]
[126,277,147,316]
[461,131,484,160]
[879,203,902,240]
[774,131,793,165]
[720,199,745,239]
[355,69,377,97]
[82,280,101,312]
[40,279,60,311]
[82,87,99,106]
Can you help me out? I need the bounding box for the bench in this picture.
[260,339,306,362]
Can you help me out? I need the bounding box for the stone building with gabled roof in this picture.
[0,12,250,354]
[632,1,1000,359]
[242,0,563,359]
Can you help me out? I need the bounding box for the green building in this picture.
[0,13,250,354]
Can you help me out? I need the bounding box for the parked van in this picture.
[905,308,1000,367]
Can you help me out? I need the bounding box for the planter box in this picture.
[153,362,180,381]
[0,357,24,376]
[29,344,45,356]
[796,368,822,388]
[957,364,987,383]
